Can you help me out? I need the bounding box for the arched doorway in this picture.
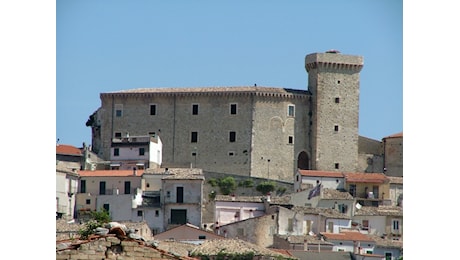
[297,151,310,170]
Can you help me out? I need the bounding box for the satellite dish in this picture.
[355,203,362,209]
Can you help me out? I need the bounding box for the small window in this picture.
[139,147,145,156]
[155,210,159,217]
[288,105,295,117]
[198,235,206,239]
[335,97,340,103]
[288,136,293,144]
[80,180,86,193]
[230,103,237,115]
[103,203,109,212]
[150,104,156,115]
[115,104,123,117]
[362,220,369,230]
[228,152,234,156]
[192,152,197,156]
[85,199,91,205]
[114,132,122,138]
[229,131,236,142]
[393,219,400,231]
[137,210,143,217]
[334,125,339,132]
[337,80,341,84]
[191,132,198,143]
[124,181,131,194]
[192,104,199,115]
[114,148,120,156]
[335,163,339,169]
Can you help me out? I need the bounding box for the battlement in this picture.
[305,52,363,72]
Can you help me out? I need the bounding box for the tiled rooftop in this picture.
[320,231,375,242]
[144,168,204,180]
[56,144,82,156]
[79,169,144,177]
[321,188,354,200]
[388,176,403,184]
[291,206,351,219]
[343,172,388,184]
[354,206,403,217]
[298,170,344,178]
[107,86,309,96]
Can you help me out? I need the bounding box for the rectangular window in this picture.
[349,184,356,197]
[334,125,339,132]
[113,148,120,156]
[229,131,236,142]
[392,219,400,231]
[288,136,293,144]
[198,235,206,239]
[335,163,339,169]
[288,105,295,117]
[228,151,234,156]
[385,252,392,260]
[288,218,293,231]
[114,132,122,138]
[335,97,340,103]
[137,210,143,217]
[150,104,156,115]
[191,132,198,143]
[124,181,131,194]
[192,104,199,115]
[155,210,159,217]
[86,199,91,205]
[115,104,123,117]
[328,222,334,233]
[139,147,145,156]
[176,187,184,203]
[362,220,369,230]
[80,180,86,193]
[103,203,109,212]
[99,181,106,195]
[230,103,237,115]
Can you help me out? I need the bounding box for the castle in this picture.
[87,51,386,182]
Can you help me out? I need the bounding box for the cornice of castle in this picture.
[101,86,310,99]
[305,61,363,73]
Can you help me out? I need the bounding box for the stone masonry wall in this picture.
[56,235,189,260]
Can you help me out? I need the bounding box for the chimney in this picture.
[133,167,137,176]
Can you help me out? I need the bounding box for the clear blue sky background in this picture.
[56,0,402,148]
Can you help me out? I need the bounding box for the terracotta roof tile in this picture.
[354,206,403,216]
[79,170,143,177]
[298,170,344,178]
[320,231,374,242]
[384,132,403,139]
[344,172,388,184]
[56,144,82,156]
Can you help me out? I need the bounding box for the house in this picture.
[153,223,225,245]
[352,206,403,240]
[343,172,391,207]
[75,169,143,222]
[388,176,403,207]
[368,234,403,260]
[56,144,83,171]
[161,168,205,231]
[294,170,344,193]
[285,187,355,218]
[273,234,334,251]
[56,166,79,220]
[319,230,376,254]
[214,194,266,226]
[109,134,162,170]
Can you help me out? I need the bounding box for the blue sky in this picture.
[56,0,403,147]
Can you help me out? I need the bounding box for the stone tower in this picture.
[305,51,364,172]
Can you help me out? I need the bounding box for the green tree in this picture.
[78,208,111,239]
[218,176,237,195]
[256,181,276,195]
